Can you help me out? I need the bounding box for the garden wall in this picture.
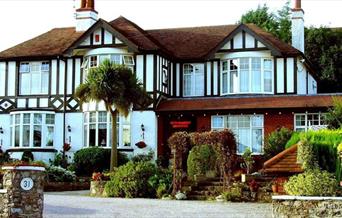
[272,196,342,217]
[0,166,45,217]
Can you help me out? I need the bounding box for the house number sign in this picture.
[20,178,34,191]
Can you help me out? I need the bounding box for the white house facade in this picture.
[0,0,339,163]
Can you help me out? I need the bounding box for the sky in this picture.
[0,0,342,51]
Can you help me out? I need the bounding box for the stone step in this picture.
[197,181,223,186]
[188,190,219,196]
[187,195,208,200]
[195,185,223,191]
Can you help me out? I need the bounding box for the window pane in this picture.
[239,58,249,92]
[15,114,20,124]
[41,72,49,93]
[252,116,263,127]
[41,62,50,71]
[34,114,42,124]
[46,126,54,146]
[33,125,42,147]
[31,73,40,94]
[90,56,98,68]
[252,58,261,92]
[123,125,130,146]
[110,55,121,64]
[238,116,250,128]
[15,126,20,147]
[212,116,224,129]
[238,128,250,153]
[194,65,204,96]
[222,72,228,93]
[89,124,96,146]
[23,125,30,147]
[98,112,107,122]
[99,55,109,64]
[46,114,55,125]
[23,114,30,124]
[98,124,107,147]
[20,73,30,95]
[20,63,30,72]
[252,128,263,153]
[89,112,96,123]
[123,55,134,65]
[183,74,192,96]
[229,59,238,93]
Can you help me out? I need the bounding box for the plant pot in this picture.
[272,184,278,193]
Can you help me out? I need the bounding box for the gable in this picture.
[70,19,135,52]
[220,31,266,50]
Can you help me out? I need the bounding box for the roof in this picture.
[0,17,302,61]
[109,16,160,51]
[156,94,341,112]
[262,144,303,174]
[0,28,83,60]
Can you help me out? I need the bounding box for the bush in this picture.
[104,161,157,198]
[46,166,76,182]
[222,183,243,202]
[72,147,128,176]
[21,150,34,162]
[297,139,318,171]
[285,129,342,180]
[131,150,154,163]
[50,152,68,168]
[264,128,293,159]
[187,144,218,178]
[284,169,337,196]
[148,168,173,198]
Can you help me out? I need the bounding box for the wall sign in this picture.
[20,178,34,191]
[170,121,191,129]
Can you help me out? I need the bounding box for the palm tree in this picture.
[75,59,152,171]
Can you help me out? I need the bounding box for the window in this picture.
[10,112,55,148]
[183,64,204,97]
[294,113,326,131]
[19,62,49,95]
[90,56,98,68]
[221,57,273,95]
[211,115,264,154]
[83,111,131,147]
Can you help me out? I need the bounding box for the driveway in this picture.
[44,191,272,218]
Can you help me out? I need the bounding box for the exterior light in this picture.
[141,124,145,132]
[0,127,3,134]
[67,125,71,132]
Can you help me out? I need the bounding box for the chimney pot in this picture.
[294,0,301,9]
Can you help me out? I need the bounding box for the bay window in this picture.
[83,111,131,147]
[211,115,264,154]
[10,112,55,148]
[294,113,327,131]
[221,57,273,95]
[183,64,204,97]
[19,62,49,95]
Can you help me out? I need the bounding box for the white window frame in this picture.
[19,61,50,95]
[211,114,264,155]
[10,111,55,148]
[221,57,273,95]
[183,63,204,97]
[294,112,326,131]
[83,111,131,148]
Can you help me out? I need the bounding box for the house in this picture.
[0,0,340,163]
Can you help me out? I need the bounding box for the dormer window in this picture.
[19,61,49,95]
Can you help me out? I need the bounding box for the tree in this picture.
[75,59,152,171]
[325,97,342,129]
[240,2,291,43]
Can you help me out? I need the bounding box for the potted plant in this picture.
[242,148,254,174]
[271,180,278,193]
[248,179,259,192]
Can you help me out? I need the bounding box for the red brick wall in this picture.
[196,115,211,132]
[264,112,294,137]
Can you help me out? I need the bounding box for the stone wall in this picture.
[0,166,45,218]
[272,196,342,218]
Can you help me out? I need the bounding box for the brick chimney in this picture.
[75,0,98,32]
[291,0,304,53]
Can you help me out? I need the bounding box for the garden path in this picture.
[44,191,272,218]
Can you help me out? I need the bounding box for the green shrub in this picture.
[104,161,157,198]
[297,139,318,170]
[50,152,68,168]
[187,144,218,178]
[264,128,293,159]
[21,150,34,162]
[222,183,243,202]
[285,129,342,180]
[47,166,76,182]
[242,148,254,174]
[148,168,172,198]
[131,150,154,163]
[72,147,128,176]
[284,169,337,196]
[0,151,10,165]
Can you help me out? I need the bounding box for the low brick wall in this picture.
[272,195,342,217]
[0,166,45,218]
[44,181,90,192]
